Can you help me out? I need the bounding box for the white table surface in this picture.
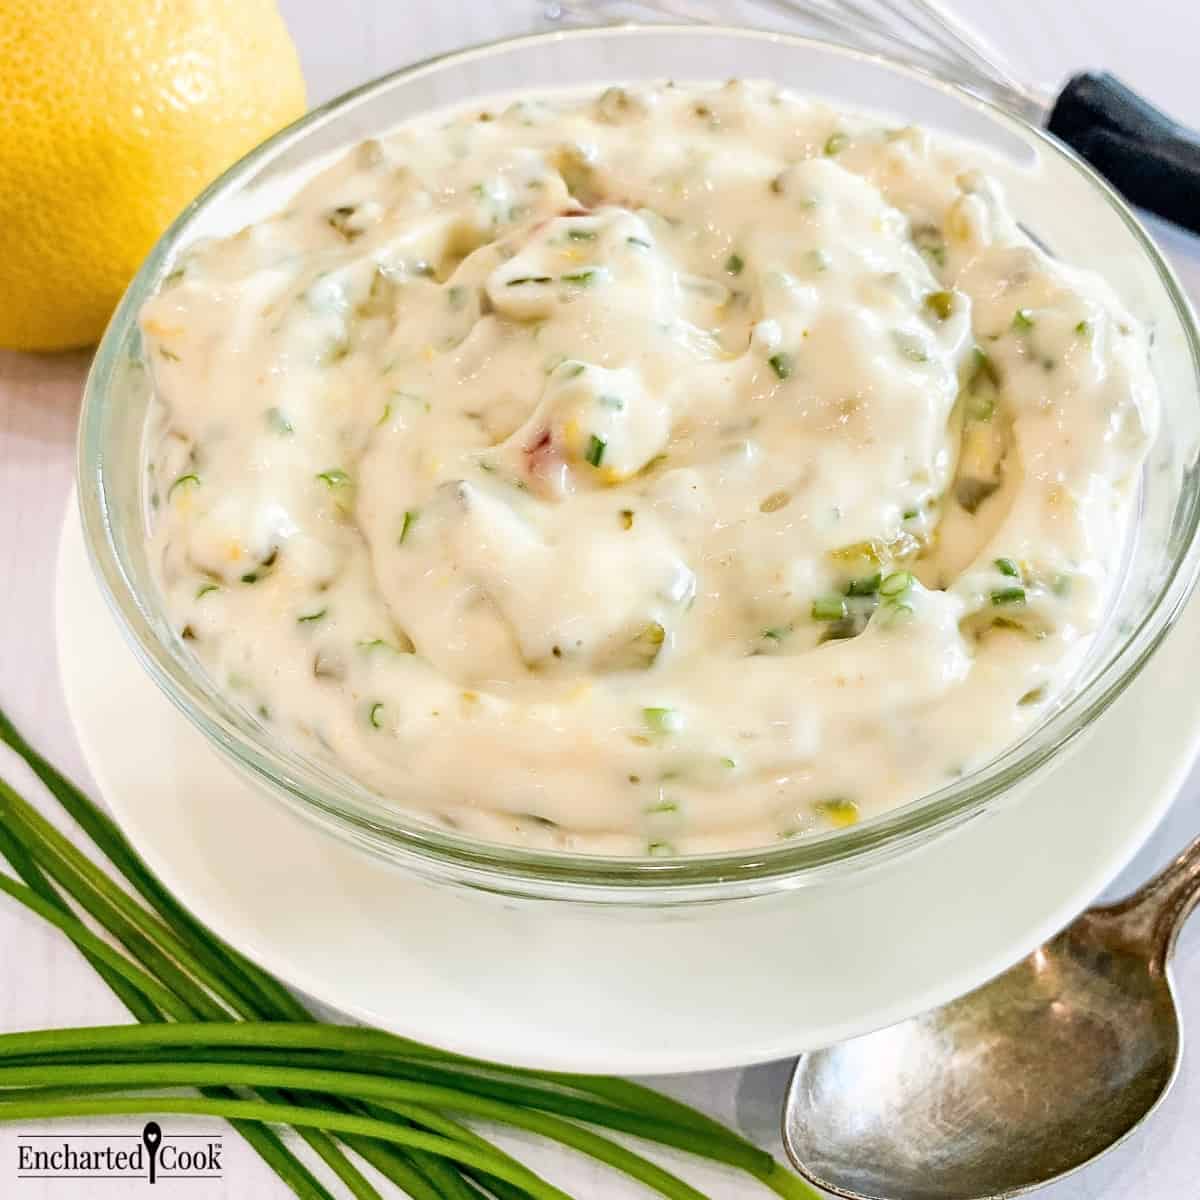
[3,2,1200,1196]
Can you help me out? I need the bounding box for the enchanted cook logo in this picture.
[16,1121,223,1184]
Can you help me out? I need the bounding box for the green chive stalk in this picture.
[0,703,816,1200]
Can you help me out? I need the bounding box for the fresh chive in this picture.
[811,596,848,622]
[845,573,881,597]
[0,703,820,1200]
[505,276,552,286]
[167,474,200,500]
[762,627,788,642]
[316,469,351,488]
[991,586,1026,606]
[994,558,1020,578]
[724,253,744,276]
[399,510,419,544]
[902,508,919,520]
[561,270,598,285]
[585,435,606,468]
[626,236,652,249]
[1012,308,1035,331]
[1075,319,1092,337]
[721,757,736,769]
[768,353,793,380]
[642,707,681,735]
[560,361,586,379]
[240,572,260,585]
[368,703,384,729]
[647,841,675,856]
[879,571,914,598]
[196,584,220,600]
[824,131,848,156]
[567,228,597,241]
[298,609,327,624]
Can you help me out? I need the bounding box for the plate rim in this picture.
[56,504,1199,1073]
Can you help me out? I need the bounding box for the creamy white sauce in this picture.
[141,81,1157,854]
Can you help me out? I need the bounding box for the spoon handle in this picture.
[1093,836,1200,972]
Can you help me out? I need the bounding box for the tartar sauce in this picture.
[142,81,1157,854]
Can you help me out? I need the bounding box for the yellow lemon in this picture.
[0,1,307,351]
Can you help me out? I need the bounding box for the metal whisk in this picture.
[542,0,1200,235]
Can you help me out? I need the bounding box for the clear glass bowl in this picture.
[79,25,1200,905]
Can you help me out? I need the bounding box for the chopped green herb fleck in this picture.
[240,571,260,585]
[721,756,737,769]
[768,352,793,380]
[845,573,881,597]
[643,707,682,735]
[903,508,919,520]
[265,407,293,435]
[368,702,384,729]
[297,608,327,623]
[762,626,789,642]
[645,799,679,815]
[995,557,1020,578]
[506,275,552,286]
[725,253,745,276]
[561,269,598,285]
[892,331,928,363]
[316,469,351,488]
[560,361,586,378]
[913,224,946,268]
[399,509,419,544]
[568,228,597,241]
[991,586,1027,606]
[824,131,848,156]
[811,595,848,622]
[1012,308,1035,331]
[377,402,392,426]
[647,841,675,856]
[880,570,914,598]
[1075,319,1092,337]
[626,236,652,249]
[924,290,955,320]
[807,249,831,272]
[167,473,200,500]
[195,583,220,600]
[1019,686,1047,706]
[585,435,606,468]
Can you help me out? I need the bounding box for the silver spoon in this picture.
[782,836,1200,1200]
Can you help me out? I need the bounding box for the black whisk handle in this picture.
[1048,71,1200,235]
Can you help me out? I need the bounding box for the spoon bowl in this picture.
[783,837,1200,1200]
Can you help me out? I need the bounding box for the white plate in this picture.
[58,506,1200,1074]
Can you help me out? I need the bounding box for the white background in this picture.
[3,1,1200,1196]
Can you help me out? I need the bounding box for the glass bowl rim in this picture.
[78,23,1200,898]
